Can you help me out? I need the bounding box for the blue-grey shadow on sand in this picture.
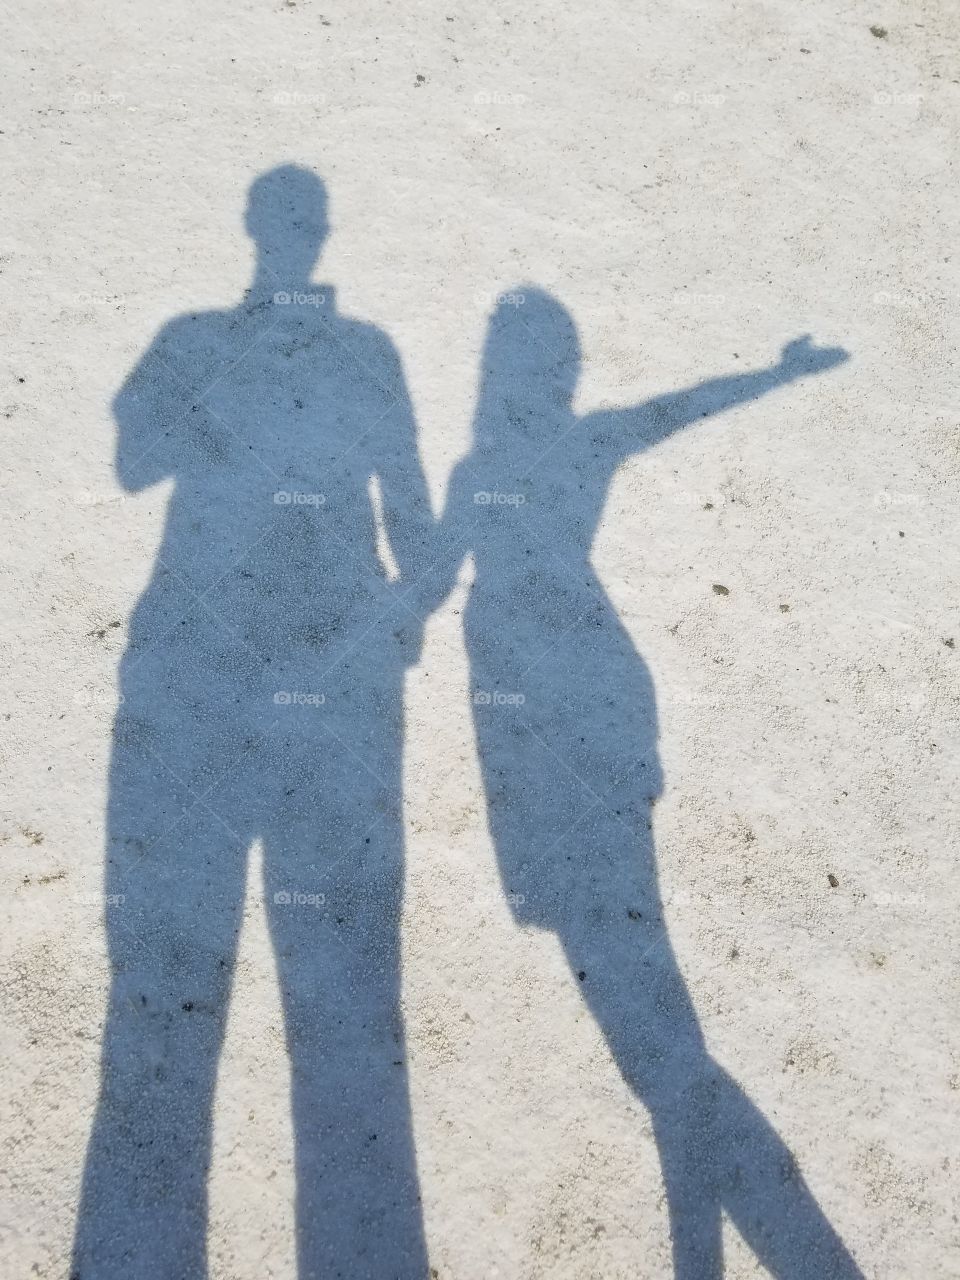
[74,162,860,1279]
[414,290,860,1279]
[72,166,434,1279]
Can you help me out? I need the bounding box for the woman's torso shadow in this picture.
[73,168,433,1279]
[426,290,861,1279]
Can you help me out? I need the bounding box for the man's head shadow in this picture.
[245,163,330,290]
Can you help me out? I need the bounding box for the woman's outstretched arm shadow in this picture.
[589,334,849,458]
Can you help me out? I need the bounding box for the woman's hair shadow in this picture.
[419,288,861,1278]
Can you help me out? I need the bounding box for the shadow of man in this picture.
[73,165,433,1279]
[419,288,861,1278]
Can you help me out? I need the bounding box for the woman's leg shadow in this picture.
[472,671,862,1279]
[561,837,864,1280]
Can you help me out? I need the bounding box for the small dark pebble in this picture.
[577,970,586,981]
[182,1001,194,1011]
[870,24,887,38]
[712,584,730,596]
[779,603,791,612]
[627,908,641,920]
[827,874,839,889]
[703,501,714,510]
[943,638,955,649]
[898,530,904,538]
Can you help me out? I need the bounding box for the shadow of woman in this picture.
[72,166,433,1279]
[422,289,860,1278]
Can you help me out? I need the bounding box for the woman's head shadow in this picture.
[479,287,581,408]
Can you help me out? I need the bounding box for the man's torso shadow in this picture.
[73,167,432,1280]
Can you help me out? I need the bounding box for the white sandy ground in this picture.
[1,0,959,1276]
